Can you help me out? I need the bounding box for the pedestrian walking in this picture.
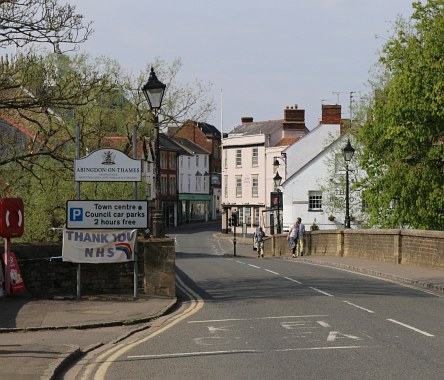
[254,226,266,258]
[287,220,299,258]
[296,217,306,257]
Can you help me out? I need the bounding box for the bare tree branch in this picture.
[0,0,93,53]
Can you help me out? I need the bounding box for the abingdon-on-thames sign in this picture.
[74,148,142,182]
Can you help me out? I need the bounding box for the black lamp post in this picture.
[273,171,283,234]
[342,139,355,228]
[142,67,166,238]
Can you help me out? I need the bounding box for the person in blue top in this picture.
[296,217,306,257]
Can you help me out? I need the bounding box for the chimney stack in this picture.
[322,104,341,124]
[241,117,254,124]
[283,105,305,130]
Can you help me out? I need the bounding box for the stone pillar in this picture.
[338,230,345,257]
[394,230,402,264]
[141,237,176,297]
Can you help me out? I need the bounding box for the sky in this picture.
[69,0,415,132]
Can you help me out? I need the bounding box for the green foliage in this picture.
[0,159,148,242]
[318,136,369,227]
[310,222,319,231]
[358,0,444,230]
[1,2,215,242]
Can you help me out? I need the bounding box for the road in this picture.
[70,224,444,380]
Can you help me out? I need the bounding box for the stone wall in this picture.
[8,238,175,298]
[400,230,444,269]
[344,229,400,263]
[268,229,444,271]
[308,231,341,257]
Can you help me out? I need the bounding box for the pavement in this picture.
[1,228,444,380]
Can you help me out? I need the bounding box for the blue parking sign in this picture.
[70,208,83,221]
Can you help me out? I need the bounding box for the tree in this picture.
[0,0,92,53]
[0,0,108,170]
[0,52,123,172]
[0,0,215,240]
[0,53,215,240]
[358,0,444,230]
[318,135,368,227]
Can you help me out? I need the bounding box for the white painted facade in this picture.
[222,133,286,234]
[281,135,346,232]
[178,153,210,195]
[221,104,362,234]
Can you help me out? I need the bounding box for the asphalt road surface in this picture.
[71,224,444,380]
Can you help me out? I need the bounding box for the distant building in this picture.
[281,104,348,231]
[171,136,211,223]
[171,120,222,220]
[221,105,308,234]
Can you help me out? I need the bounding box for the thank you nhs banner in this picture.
[62,228,137,263]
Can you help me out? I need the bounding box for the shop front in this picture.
[178,194,212,224]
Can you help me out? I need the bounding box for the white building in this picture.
[281,104,355,231]
[221,106,308,234]
[173,137,211,223]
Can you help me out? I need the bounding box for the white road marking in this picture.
[342,300,375,313]
[284,276,302,284]
[327,331,363,342]
[194,336,225,346]
[309,287,334,297]
[127,345,373,360]
[188,315,329,324]
[89,275,205,380]
[248,264,261,268]
[265,269,279,275]
[208,326,233,333]
[236,260,246,264]
[317,321,331,328]
[299,261,442,297]
[281,321,310,330]
[387,319,434,337]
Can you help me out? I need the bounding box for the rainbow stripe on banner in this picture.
[62,228,137,263]
[115,242,133,260]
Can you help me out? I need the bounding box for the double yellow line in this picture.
[81,276,204,380]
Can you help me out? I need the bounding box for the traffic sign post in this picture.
[66,200,148,229]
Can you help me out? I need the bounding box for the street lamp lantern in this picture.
[342,139,355,162]
[142,67,166,111]
[342,139,355,228]
[273,171,282,189]
[142,67,166,238]
[273,171,283,234]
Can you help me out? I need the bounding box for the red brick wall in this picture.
[174,121,212,152]
[322,105,341,124]
[284,107,305,122]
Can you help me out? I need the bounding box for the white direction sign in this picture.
[66,200,148,229]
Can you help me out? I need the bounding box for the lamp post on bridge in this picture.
[273,171,283,234]
[142,67,166,237]
[342,139,355,229]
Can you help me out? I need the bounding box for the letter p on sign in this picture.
[0,198,24,238]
